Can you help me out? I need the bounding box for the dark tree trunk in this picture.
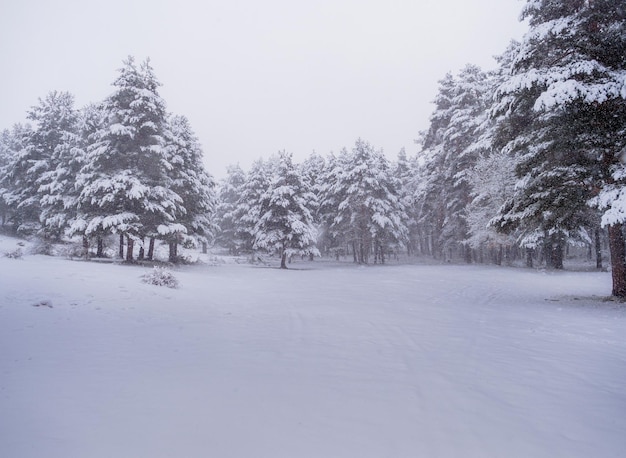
[82,235,89,259]
[352,241,358,263]
[147,238,155,261]
[595,227,603,270]
[97,237,104,258]
[202,242,208,254]
[526,247,534,268]
[553,235,564,270]
[280,245,288,269]
[608,223,626,297]
[168,241,178,263]
[126,237,134,262]
[119,234,124,259]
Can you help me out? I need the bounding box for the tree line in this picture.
[2,2,626,296]
[216,1,626,297]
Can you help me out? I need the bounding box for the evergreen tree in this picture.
[253,152,319,268]
[0,124,32,233]
[416,66,493,261]
[2,92,79,235]
[464,42,522,264]
[317,150,350,258]
[163,114,216,261]
[35,92,83,240]
[298,152,325,257]
[393,148,420,256]
[77,57,183,261]
[215,164,247,254]
[235,158,272,254]
[327,139,408,264]
[492,0,626,287]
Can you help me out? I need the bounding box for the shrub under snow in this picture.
[141,267,179,289]
[3,248,23,259]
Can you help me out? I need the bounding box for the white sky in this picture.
[0,0,527,178]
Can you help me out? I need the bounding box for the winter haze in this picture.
[0,0,527,176]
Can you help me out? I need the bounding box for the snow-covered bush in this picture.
[3,248,23,259]
[141,267,179,289]
[29,239,55,256]
[61,242,86,259]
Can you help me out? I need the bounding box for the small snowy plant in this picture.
[142,267,179,289]
[3,248,23,259]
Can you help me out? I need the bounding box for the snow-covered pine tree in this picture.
[464,42,521,265]
[298,152,325,257]
[77,57,183,261]
[215,164,247,254]
[466,152,518,263]
[253,151,319,268]
[328,139,408,264]
[317,150,350,258]
[2,92,79,236]
[164,114,216,261]
[35,92,83,241]
[416,66,492,262]
[392,148,420,256]
[0,126,30,230]
[492,0,625,286]
[234,158,272,254]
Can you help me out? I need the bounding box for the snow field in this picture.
[1,243,625,457]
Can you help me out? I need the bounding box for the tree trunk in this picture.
[82,235,89,259]
[202,242,208,254]
[595,227,603,270]
[526,247,534,268]
[608,223,626,298]
[119,234,124,259]
[147,238,155,261]
[126,236,134,262]
[553,234,564,270]
[280,243,288,269]
[97,237,104,258]
[138,238,145,261]
[168,240,178,263]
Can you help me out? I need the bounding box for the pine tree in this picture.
[0,124,32,233]
[393,148,419,256]
[253,152,319,268]
[298,152,325,257]
[1,92,79,235]
[416,66,493,261]
[77,57,183,261]
[35,92,83,240]
[464,42,522,264]
[235,158,272,254]
[215,164,247,254]
[163,114,216,262]
[317,150,350,258]
[492,0,626,287]
[327,139,408,264]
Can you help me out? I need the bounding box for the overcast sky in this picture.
[0,0,527,178]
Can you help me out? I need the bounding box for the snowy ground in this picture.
[1,236,625,458]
